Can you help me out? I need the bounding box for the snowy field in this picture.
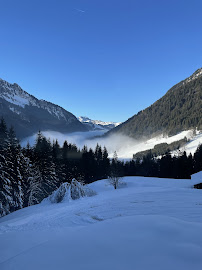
[21,129,202,159]
[1,173,202,270]
[180,132,202,155]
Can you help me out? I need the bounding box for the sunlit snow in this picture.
[0,174,202,270]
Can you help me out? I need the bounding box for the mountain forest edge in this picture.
[1,118,202,217]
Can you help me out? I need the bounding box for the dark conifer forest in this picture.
[107,69,202,139]
[0,118,202,217]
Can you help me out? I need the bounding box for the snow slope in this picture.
[1,175,202,270]
[179,132,202,155]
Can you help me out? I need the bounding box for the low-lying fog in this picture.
[21,130,193,159]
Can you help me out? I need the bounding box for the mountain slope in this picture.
[0,79,87,138]
[107,68,202,139]
[78,116,121,131]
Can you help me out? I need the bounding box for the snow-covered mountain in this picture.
[0,79,87,138]
[78,116,121,131]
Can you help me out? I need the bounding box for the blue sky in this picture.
[0,0,202,122]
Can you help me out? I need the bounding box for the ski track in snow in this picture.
[1,174,202,269]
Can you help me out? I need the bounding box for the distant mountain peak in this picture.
[193,67,202,75]
[78,116,121,131]
[184,67,202,83]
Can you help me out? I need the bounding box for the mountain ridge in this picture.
[78,116,121,131]
[0,78,87,138]
[107,68,202,139]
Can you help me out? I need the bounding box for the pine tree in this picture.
[7,126,24,211]
[194,144,202,173]
[61,140,72,182]
[94,144,103,179]
[81,147,97,183]
[26,162,43,206]
[52,140,65,184]
[34,132,59,199]
[102,146,110,178]
[0,155,12,216]
[0,118,8,150]
[0,119,13,216]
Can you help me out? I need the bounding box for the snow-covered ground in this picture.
[1,173,202,270]
[179,132,202,155]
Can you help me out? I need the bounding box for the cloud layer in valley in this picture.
[21,129,195,159]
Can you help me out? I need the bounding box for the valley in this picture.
[1,2,202,270]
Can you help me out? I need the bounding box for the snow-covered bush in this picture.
[44,179,96,204]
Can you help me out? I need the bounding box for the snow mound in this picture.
[191,171,202,182]
[44,179,96,204]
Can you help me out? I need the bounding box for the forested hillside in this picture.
[108,68,202,139]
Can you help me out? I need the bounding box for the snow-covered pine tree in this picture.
[26,162,43,206]
[0,119,12,216]
[6,126,24,211]
[46,178,96,203]
[34,132,59,199]
[0,155,12,216]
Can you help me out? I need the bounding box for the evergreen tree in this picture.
[94,144,104,179]
[102,146,110,178]
[52,140,65,184]
[26,162,43,206]
[0,118,8,150]
[7,126,24,211]
[194,144,202,173]
[34,132,58,199]
[0,118,12,216]
[81,147,96,183]
[159,152,173,178]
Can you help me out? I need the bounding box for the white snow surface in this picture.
[3,94,30,108]
[178,132,202,155]
[1,175,202,270]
